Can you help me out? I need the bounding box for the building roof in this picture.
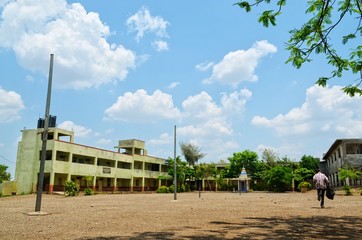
[323,138,362,160]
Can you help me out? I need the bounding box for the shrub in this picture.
[84,187,94,196]
[156,186,169,193]
[64,181,78,196]
[168,185,175,193]
[298,181,312,190]
[342,185,353,196]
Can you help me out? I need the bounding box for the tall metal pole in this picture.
[35,54,54,212]
[173,125,177,200]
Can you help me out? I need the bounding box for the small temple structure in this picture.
[237,167,250,192]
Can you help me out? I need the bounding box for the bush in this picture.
[84,187,94,196]
[342,185,353,196]
[64,181,78,196]
[156,186,169,193]
[298,181,312,190]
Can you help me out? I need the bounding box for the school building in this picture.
[15,126,169,195]
[322,138,362,188]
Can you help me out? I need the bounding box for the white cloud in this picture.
[0,87,25,123]
[96,138,112,146]
[195,61,214,71]
[148,133,173,145]
[180,90,252,134]
[0,0,136,89]
[203,40,277,87]
[58,121,93,138]
[167,82,180,89]
[251,85,362,137]
[104,89,181,122]
[152,40,169,51]
[110,89,252,161]
[182,91,222,120]
[127,6,169,42]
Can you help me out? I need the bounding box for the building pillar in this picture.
[130,176,134,192]
[113,177,117,192]
[49,171,55,193]
[202,179,205,191]
[142,177,145,192]
[92,175,97,192]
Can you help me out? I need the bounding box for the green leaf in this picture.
[234,2,251,12]
[258,10,277,27]
[342,34,356,44]
[342,86,362,97]
[316,77,328,87]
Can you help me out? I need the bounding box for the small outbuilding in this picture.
[237,167,251,192]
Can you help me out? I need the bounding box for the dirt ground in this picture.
[0,190,361,240]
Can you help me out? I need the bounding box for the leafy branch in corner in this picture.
[234,0,362,96]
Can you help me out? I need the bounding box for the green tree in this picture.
[166,156,193,191]
[227,150,259,180]
[261,148,278,168]
[263,165,293,192]
[235,0,362,96]
[299,155,320,170]
[180,142,206,167]
[277,156,299,170]
[293,168,315,182]
[0,164,11,183]
[197,163,217,191]
[338,167,361,186]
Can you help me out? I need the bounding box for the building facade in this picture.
[322,138,362,188]
[15,127,169,194]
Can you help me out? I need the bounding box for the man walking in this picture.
[313,168,329,208]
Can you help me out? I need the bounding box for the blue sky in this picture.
[1,0,362,178]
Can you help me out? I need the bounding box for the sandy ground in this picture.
[0,190,361,240]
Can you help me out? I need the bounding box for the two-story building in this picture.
[322,138,362,188]
[15,126,169,195]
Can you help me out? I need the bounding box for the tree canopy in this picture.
[180,142,206,166]
[0,164,11,183]
[235,0,362,96]
[299,155,320,170]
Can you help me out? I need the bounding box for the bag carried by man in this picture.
[326,186,335,200]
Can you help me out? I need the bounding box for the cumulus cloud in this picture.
[58,121,93,138]
[251,85,362,137]
[0,87,25,123]
[104,89,181,122]
[0,0,136,89]
[178,89,252,140]
[106,88,252,160]
[152,40,169,52]
[203,40,277,87]
[127,6,169,42]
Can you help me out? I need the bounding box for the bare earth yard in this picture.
[0,190,361,239]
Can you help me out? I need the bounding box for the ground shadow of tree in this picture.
[77,215,362,240]
[209,215,362,239]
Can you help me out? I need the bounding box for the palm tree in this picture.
[180,142,206,167]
